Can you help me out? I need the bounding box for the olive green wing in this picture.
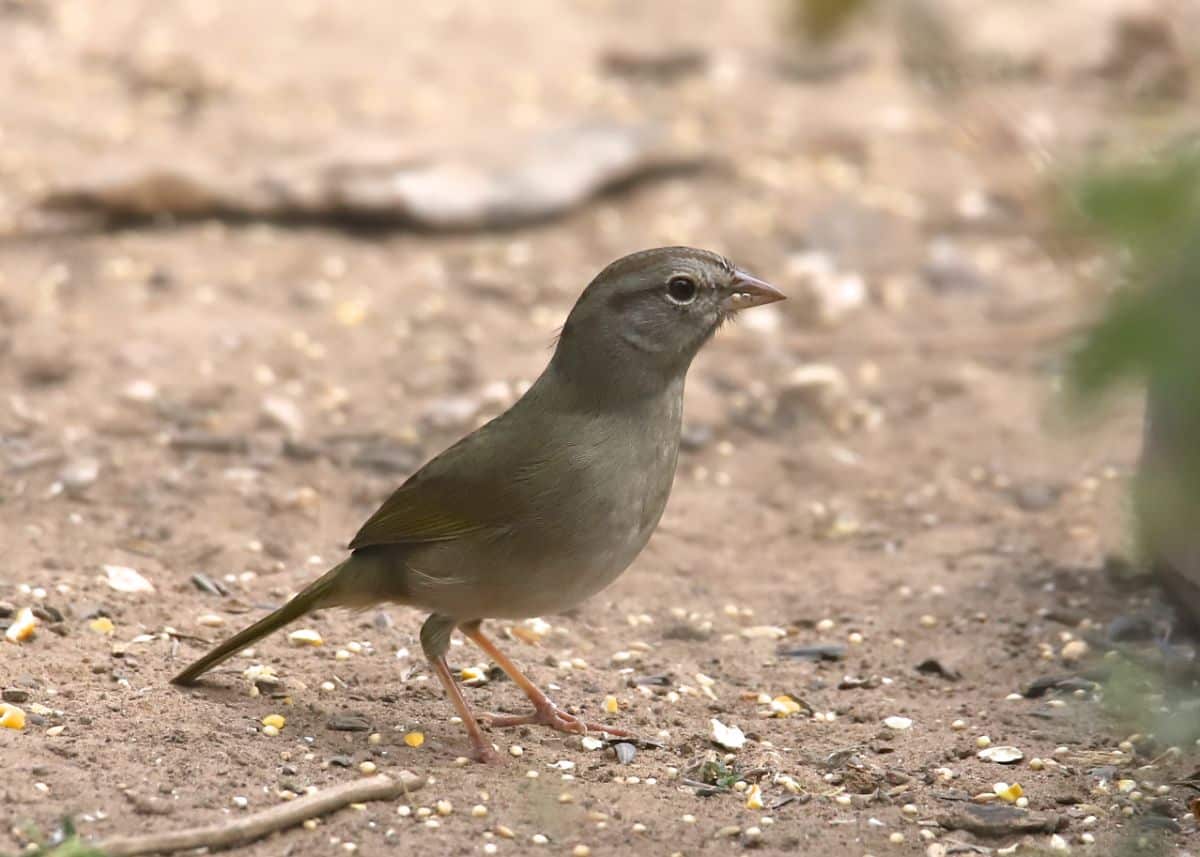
[347,480,498,549]
[347,419,527,551]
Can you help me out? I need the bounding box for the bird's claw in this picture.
[483,705,631,739]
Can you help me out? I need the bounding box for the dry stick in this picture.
[96,772,425,857]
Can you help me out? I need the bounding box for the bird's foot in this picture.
[484,703,630,738]
[470,741,503,764]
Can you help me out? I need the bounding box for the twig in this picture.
[96,771,424,856]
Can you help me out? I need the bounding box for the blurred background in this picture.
[2,1,1200,855]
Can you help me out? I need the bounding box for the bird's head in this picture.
[552,246,784,400]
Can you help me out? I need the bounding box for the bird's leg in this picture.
[461,620,631,738]
[420,614,498,763]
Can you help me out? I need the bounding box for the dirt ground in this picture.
[2,1,1199,855]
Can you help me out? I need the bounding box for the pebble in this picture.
[59,457,100,493]
[884,716,913,731]
[710,718,746,749]
[103,565,155,594]
[328,714,371,732]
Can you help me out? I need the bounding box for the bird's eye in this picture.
[666,275,697,305]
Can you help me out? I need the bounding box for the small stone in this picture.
[261,395,305,436]
[103,564,155,594]
[59,457,100,493]
[884,716,913,731]
[710,718,746,750]
[328,714,371,732]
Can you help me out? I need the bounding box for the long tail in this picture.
[171,559,349,686]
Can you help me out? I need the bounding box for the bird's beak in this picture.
[722,271,786,312]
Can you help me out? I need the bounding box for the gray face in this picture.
[553,246,783,392]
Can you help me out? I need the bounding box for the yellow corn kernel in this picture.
[89,616,115,635]
[404,731,425,748]
[603,695,619,714]
[262,714,286,729]
[0,704,26,730]
[5,608,36,643]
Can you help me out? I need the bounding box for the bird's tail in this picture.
[171,558,349,686]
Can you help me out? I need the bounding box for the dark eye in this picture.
[666,275,697,305]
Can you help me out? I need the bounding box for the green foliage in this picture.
[1064,147,1200,402]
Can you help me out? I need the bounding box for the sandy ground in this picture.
[2,1,1198,855]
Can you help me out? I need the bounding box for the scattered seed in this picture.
[496,824,515,838]
[976,735,992,749]
[436,800,453,816]
[884,716,913,731]
[993,782,1024,803]
[951,719,967,731]
[509,745,524,757]
[472,804,488,817]
[0,704,26,730]
[531,833,548,845]
[262,725,280,738]
[572,846,591,857]
[404,731,425,748]
[263,714,286,729]
[1061,640,1090,664]
[359,761,377,775]
[745,784,764,810]
[89,616,115,635]
[889,832,905,844]
[603,695,619,714]
[5,607,37,643]
[288,629,324,647]
[979,746,1023,764]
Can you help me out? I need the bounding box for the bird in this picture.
[171,246,784,762]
